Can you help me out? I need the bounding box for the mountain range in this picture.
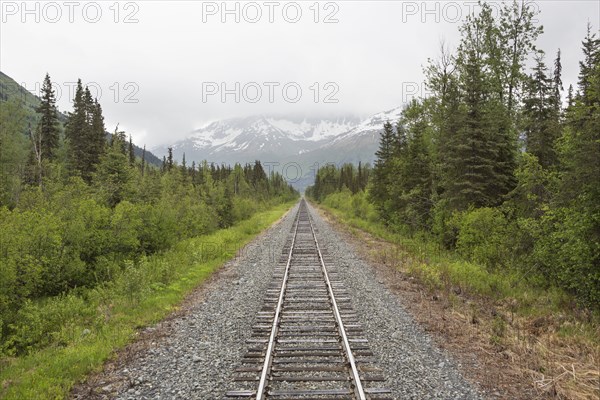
[153,108,402,190]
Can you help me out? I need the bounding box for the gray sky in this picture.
[1,0,598,147]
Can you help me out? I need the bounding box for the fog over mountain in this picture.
[153,108,404,190]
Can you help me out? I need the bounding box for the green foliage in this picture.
[368,121,398,213]
[531,207,600,306]
[387,100,434,231]
[64,80,106,182]
[308,14,599,309]
[455,208,513,270]
[93,131,136,207]
[522,53,562,169]
[306,163,371,203]
[0,98,29,207]
[35,73,61,161]
[0,72,299,362]
[0,203,294,399]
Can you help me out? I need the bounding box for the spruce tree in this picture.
[434,5,520,211]
[128,135,135,165]
[65,79,88,179]
[561,25,599,201]
[553,49,563,115]
[190,160,197,184]
[398,101,433,230]
[442,47,499,210]
[577,24,599,107]
[567,84,574,108]
[522,52,560,168]
[141,145,146,176]
[93,130,132,207]
[65,80,106,181]
[89,99,106,169]
[35,73,60,161]
[369,121,396,214]
[550,26,600,305]
[167,147,174,171]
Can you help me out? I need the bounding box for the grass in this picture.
[313,198,599,400]
[0,201,295,399]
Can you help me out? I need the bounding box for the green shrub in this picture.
[4,294,96,355]
[232,197,259,222]
[350,191,373,220]
[456,207,512,270]
[322,189,353,214]
[431,199,461,249]
[532,207,600,307]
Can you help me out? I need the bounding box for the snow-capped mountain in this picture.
[153,108,403,189]
[327,107,404,146]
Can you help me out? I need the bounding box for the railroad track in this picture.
[226,200,391,400]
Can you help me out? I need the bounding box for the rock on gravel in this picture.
[91,201,484,399]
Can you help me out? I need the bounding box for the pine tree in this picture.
[522,52,560,168]
[548,25,600,305]
[553,49,563,114]
[441,47,499,210]
[65,80,106,181]
[577,23,599,107]
[567,84,574,108]
[190,161,197,184]
[458,49,495,207]
[89,99,106,169]
[65,79,88,179]
[35,73,60,161]
[93,130,133,207]
[180,153,188,181]
[395,101,433,230]
[369,121,396,214]
[433,5,520,211]
[128,135,135,165]
[561,25,600,201]
[141,145,146,176]
[167,147,173,171]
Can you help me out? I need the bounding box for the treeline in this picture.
[0,74,297,355]
[305,162,370,200]
[308,3,599,307]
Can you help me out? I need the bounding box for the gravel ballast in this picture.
[96,201,483,399]
[305,202,483,400]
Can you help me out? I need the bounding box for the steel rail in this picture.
[306,204,367,400]
[255,204,301,400]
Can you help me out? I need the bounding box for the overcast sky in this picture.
[1,0,598,148]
